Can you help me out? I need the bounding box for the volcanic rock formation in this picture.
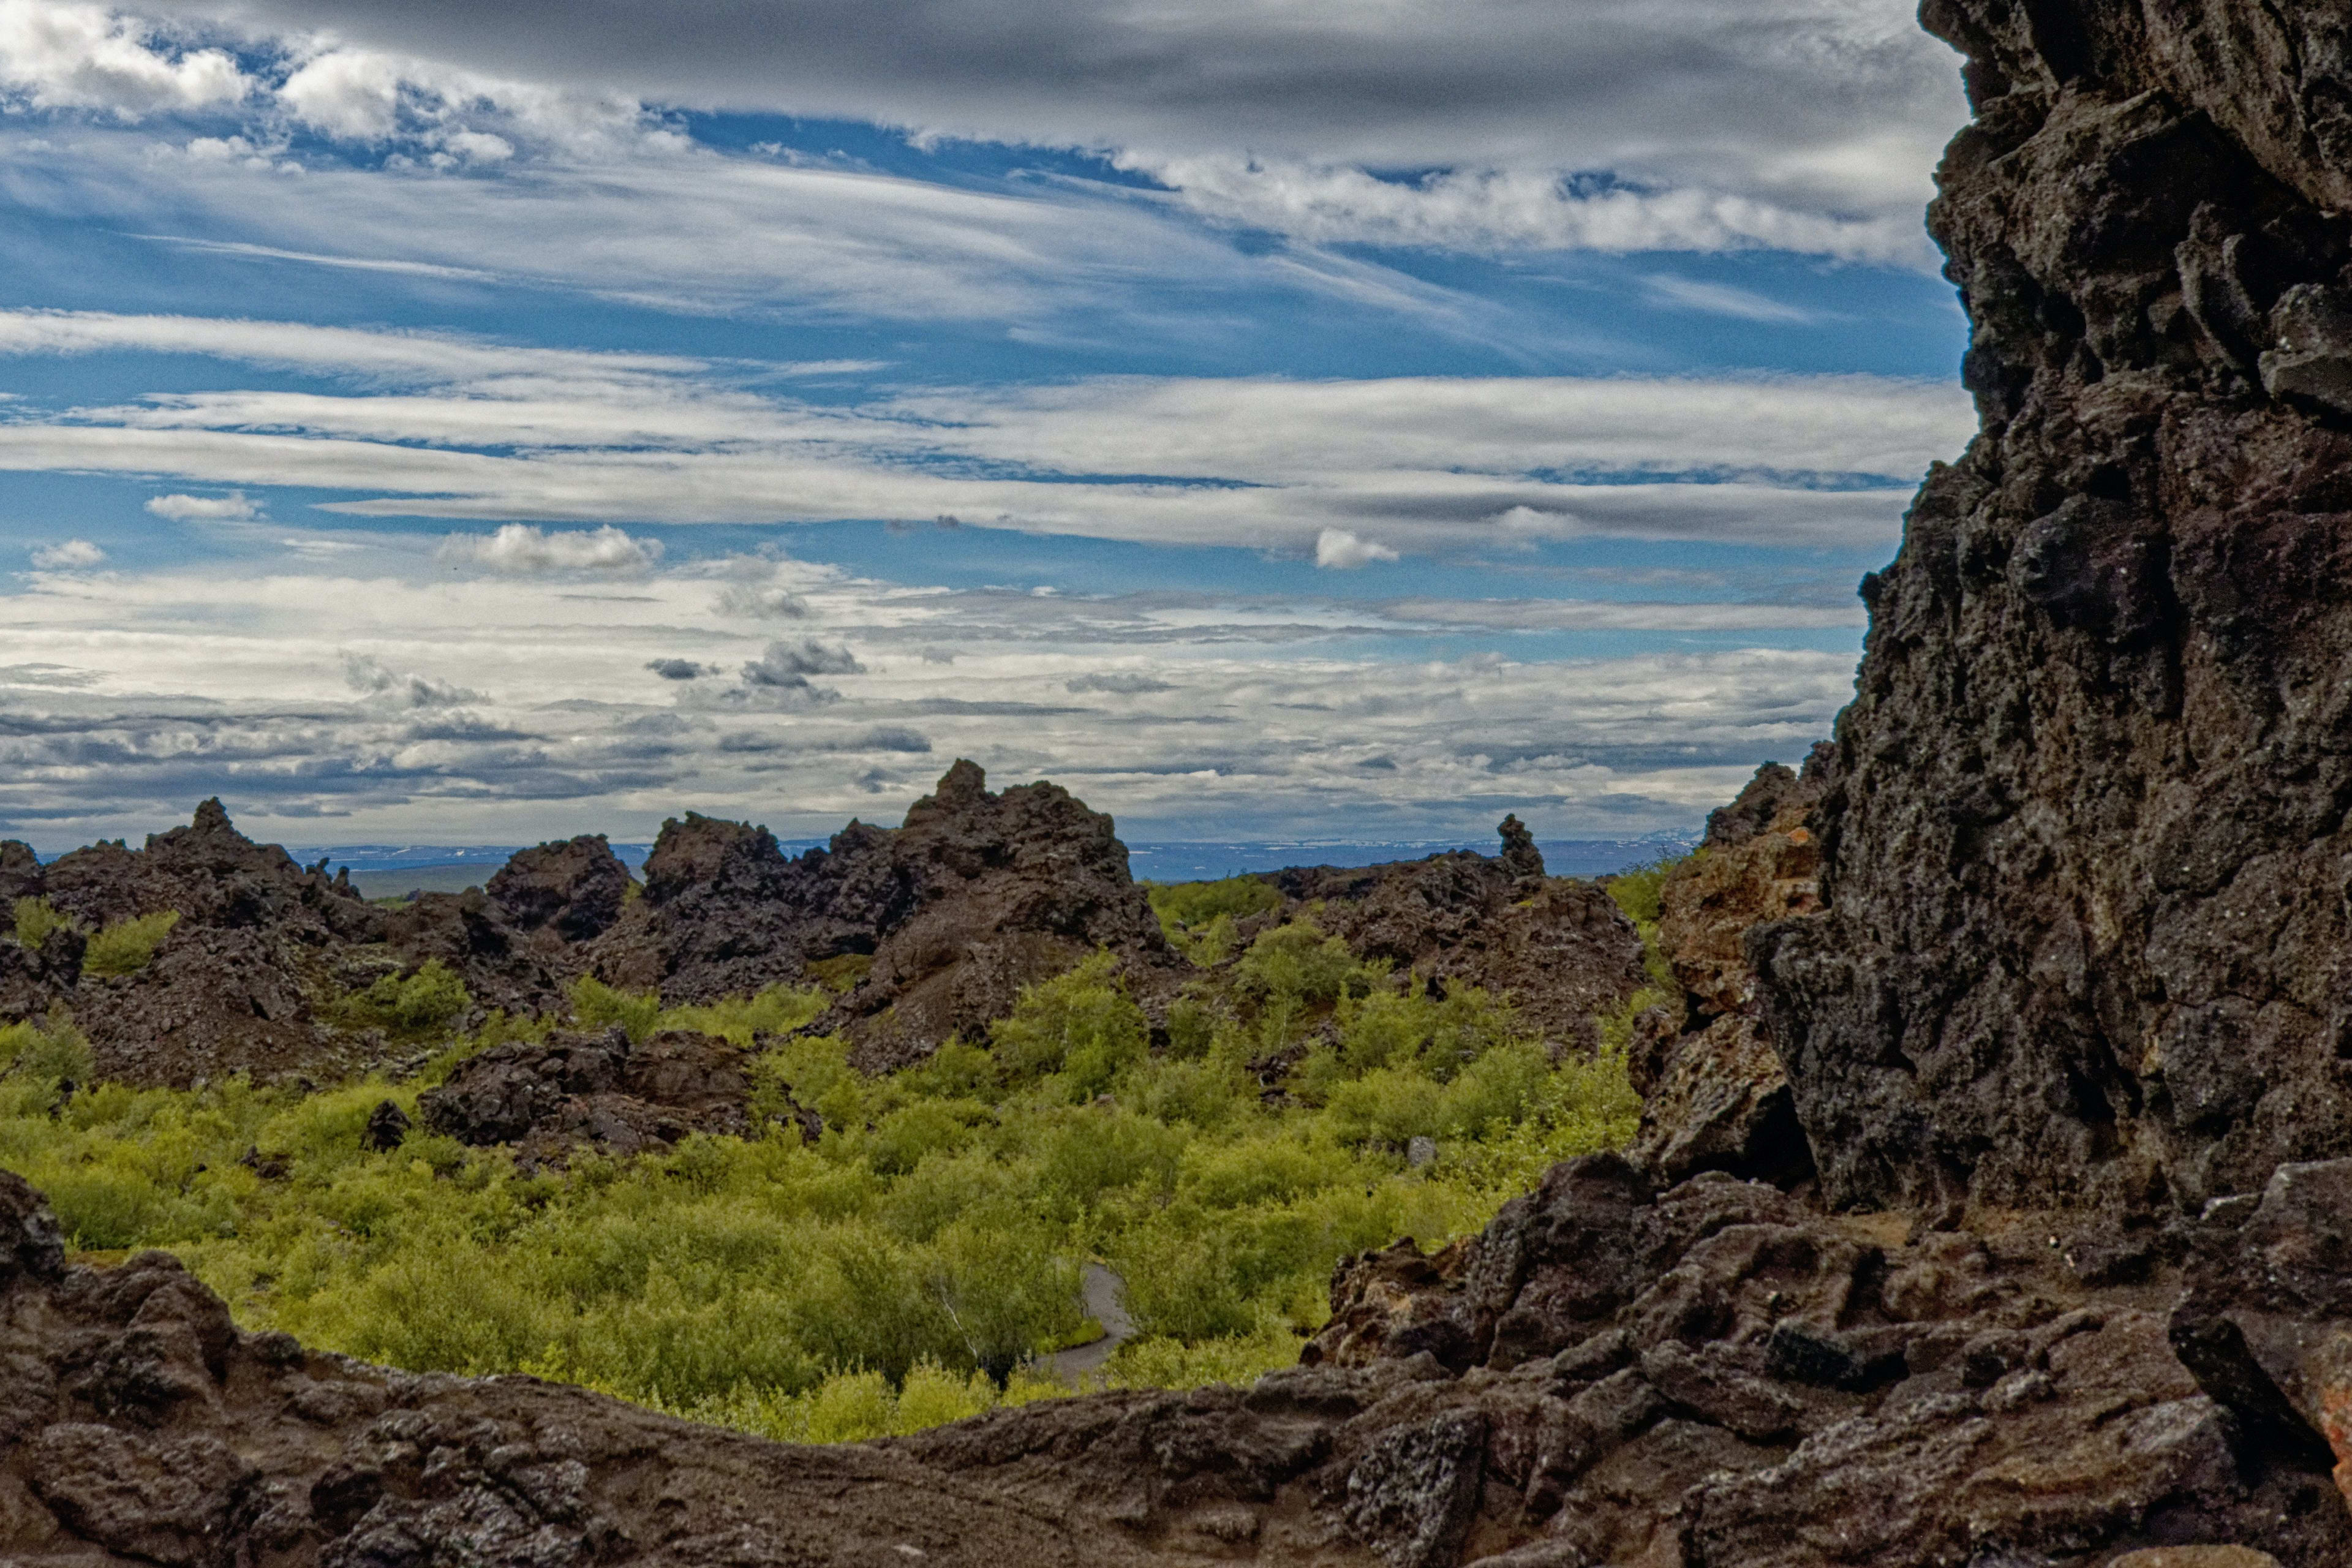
[1262,820,1649,1056]
[586,758,1180,1068]
[0,763,1193,1087]
[416,1026,758,1167]
[1751,0,2352,1216]
[1623,747,1833,1188]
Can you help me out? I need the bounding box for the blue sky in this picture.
[0,0,1977,848]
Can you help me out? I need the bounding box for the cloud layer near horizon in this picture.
[0,535,1862,846]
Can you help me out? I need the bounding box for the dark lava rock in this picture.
[1264,818,1648,1055]
[589,758,1179,1067]
[417,1026,751,1164]
[486,834,631,943]
[361,1099,410,1153]
[2,800,390,1088]
[1621,753,1831,1188]
[1749,0,2352,1215]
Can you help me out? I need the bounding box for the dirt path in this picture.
[1039,1262,1134,1384]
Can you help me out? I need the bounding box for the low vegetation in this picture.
[11,896,73,952]
[0,872,1675,1445]
[82,911,182,978]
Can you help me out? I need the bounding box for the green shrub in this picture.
[0,1006,94,1092]
[82,910,181,978]
[569,974,662,1042]
[1234,920,1358,1008]
[12,896,73,951]
[1607,851,1694,990]
[0,933,1648,1444]
[1149,877,1281,963]
[989,952,1147,1098]
[661,982,827,1046]
[334,960,471,1038]
[1112,1217,1257,1341]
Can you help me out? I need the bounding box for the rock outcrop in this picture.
[0,799,389,1087]
[417,1026,756,1165]
[0,1170,1306,1568]
[588,759,1180,1068]
[1751,0,2352,1216]
[1266,821,1649,1055]
[0,764,1202,1088]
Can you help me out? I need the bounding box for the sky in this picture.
[0,0,1978,850]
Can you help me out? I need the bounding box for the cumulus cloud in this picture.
[851,725,930,754]
[1315,529,1399,569]
[145,489,257,520]
[342,650,484,707]
[438,523,662,573]
[1132,157,1929,266]
[28,538,105,568]
[0,543,1868,843]
[0,0,249,118]
[1066,672,1175,695]
[644,657,706,680]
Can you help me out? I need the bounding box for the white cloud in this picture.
[145,489,257,519]
[0,311,1975,559]
[1127,157,1930,267]
[126,0,1964,247]
[437,523,662,574]
[1315,529,1399,569]
[1638,274,1822,323]
[0,0,248,118]
[28,537,105,567]
[0,546,1861,843]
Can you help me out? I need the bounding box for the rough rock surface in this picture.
[1265,821,1649,1055]
[0,800,390,1087]
[587,759,1180,1068]
[0,1170,1343,1568]
[1623,750,1833,1188]
[2,766,1645,1093]
[417,1027,754,1164]
[1749,0,2352,1214]
[1288,1155,2350,1566]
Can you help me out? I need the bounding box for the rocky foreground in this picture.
[18,0,2352,1559]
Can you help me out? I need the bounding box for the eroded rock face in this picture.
[1287,1156,2350,1566]
[1,799,390,1087]
[1746,0,2352,1213]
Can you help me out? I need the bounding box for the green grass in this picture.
[0,903,1643,1447]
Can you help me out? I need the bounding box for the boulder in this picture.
[417,1026,752,1164]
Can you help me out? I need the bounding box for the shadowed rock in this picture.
[1261,817,1647,1055]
